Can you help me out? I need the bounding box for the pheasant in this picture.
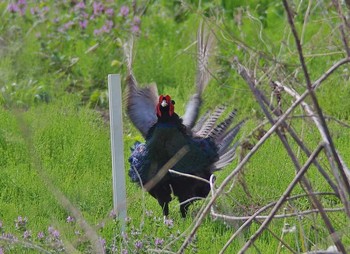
[125,24,244,217]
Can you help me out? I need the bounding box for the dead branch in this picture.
[257,89,340,196]
[313,57,350,89]
[177,84,311,253]
[217,192,339,254]
[212,207,344,221]
[331,0,350,56]
[237,143,328,253]
[283,0,350,203]
[274,81,350,218]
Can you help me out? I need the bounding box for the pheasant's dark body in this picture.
[125,24,243,217]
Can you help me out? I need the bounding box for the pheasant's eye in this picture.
[171,100,175,105]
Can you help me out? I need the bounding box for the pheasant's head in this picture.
[156,95,175,117]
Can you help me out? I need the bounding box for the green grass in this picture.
[1,96,349,253]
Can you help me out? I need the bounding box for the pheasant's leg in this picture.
[149,182,172,217]
[180,202,191,218]
[158,200,169,217]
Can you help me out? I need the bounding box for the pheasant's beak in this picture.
[161,100,168,107]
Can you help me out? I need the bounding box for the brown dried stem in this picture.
[283,0,350,200]
[237,143,325,253]
[177,87,310,253]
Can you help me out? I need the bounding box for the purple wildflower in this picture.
[99,238,106,250]
[63,21,75,30]
[30,7,39,15]
[2,232,17,242]
[145,210,153,217]
[133,16,141,25]
[37,231,45,240]
[51,229,60,239]
[134,240,143,249]
[66,216,75,223]
[81,12,89,19]
[23,230,31,239]
[75,1,86,11]
[93,1,104,16]
[7,3,20,13]
[15,216,28,231]
[17,0,27,15]
[131,25,140,34]
[155,237,164,246]
[121,249,128,254]
[0,247,3,254]
[94,29,102,36]
[101,20,113,33]
[121,231,128,241]
[119,5,129,17]
[48,226,54,233]
[164,218,174,228]
[109,209,117,219]
[105,8,114,17]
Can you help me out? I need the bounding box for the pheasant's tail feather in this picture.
[196,20,214,95]
[124,37,134,77]
[211,141,240,172]
[216,120,245,155]
[208,109,237,140]
[191,110,210,134]
[183,21,215,128]
[194,105,226,137]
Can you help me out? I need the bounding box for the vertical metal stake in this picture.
[108,74,127,227]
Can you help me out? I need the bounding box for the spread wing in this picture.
[124,38,158,137]
[182,22,214,129]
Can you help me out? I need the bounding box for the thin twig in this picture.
[177,87,311,253]
[213,207,344,221]
[283,0,350,203]
[143,146,189,191]
[331,0,350,56]
[237,143,324,253]
[168,169,210,184]
[0,236,51,254]
[275,81,350,217]
[312,57,350,89]
[218,192,339,253]
[258,86,340,196]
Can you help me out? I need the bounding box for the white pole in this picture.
[108,74,127,225]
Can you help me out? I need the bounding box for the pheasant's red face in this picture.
[156,95,175,117]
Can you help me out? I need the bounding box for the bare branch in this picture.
[213,207,344,221]
[237,143,325,253]
[144,146,189,191]
[313,57,350,89]
[168,169,211,184]
[331,0,350,56]
[275,81,350,217]
[177,83,310,253]
[283,0,350,203]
